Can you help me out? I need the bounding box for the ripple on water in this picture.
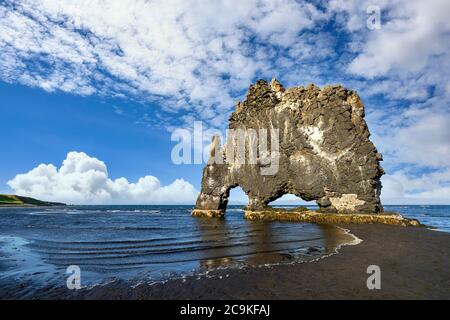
[0,205,359,297]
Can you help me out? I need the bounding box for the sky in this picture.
[1,0,450,205]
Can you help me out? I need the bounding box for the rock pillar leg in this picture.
[191,161,232,218]
[192,191,228,218]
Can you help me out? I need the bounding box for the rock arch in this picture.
[192,79,384,218]
[266,193,315,207]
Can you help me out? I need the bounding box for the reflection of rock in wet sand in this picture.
[194,217,236,269]
[200,257,234,269]
[243,220,278,265]
[195,213,354,269]
[319,224,356,255]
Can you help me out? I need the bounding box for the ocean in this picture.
[0,204,448,298]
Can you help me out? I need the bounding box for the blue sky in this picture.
[0,81,198,185]
[0,81,203,203]
[1,0,450,204]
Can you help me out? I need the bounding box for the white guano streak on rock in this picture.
[275,93,299,112]
[301,125,353,164]
[300,125,335,163]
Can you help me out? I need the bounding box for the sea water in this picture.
[0,204,447,297]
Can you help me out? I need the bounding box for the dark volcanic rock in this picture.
[193,79,384,215]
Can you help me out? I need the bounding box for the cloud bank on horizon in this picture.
[7,152,198,204]
[1,0,450,204]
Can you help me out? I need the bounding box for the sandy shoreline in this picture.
[2,223,448,300]
[84,224,450,300]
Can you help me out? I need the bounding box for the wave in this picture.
[37,241,328,268]
[0,206,365,291]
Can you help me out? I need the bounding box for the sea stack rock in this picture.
[193,79,384,218]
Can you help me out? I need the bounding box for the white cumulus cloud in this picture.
[7,152,199,204]
[346,0,450,78]
[381,169,450,205]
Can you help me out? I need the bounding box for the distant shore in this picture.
[0,194,66,207]
[0,204,67,208]
[2,223,449,299]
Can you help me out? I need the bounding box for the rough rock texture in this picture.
[193,79,384,216]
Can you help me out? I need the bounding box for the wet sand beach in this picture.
[91,224,450,300]
[2,223,449,300]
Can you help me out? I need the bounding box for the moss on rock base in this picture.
[191,209,225,218]
[243,210,422,227]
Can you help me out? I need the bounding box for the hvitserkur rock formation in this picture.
[193,79,384,218]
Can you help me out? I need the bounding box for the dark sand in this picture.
[2,224,450,299]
